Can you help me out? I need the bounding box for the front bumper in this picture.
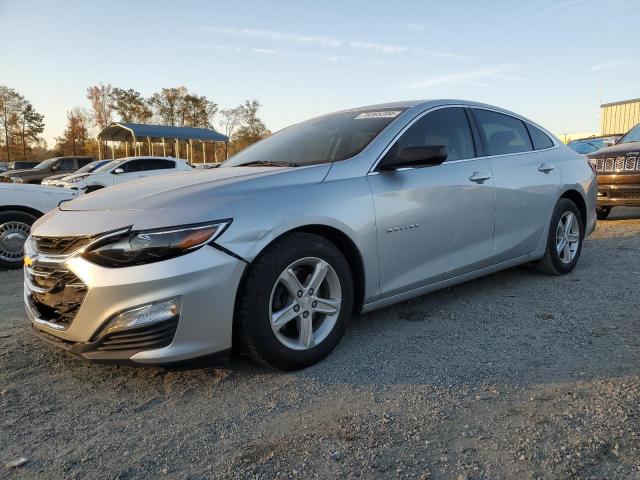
[25,245,246,364]
[597,184,640,207]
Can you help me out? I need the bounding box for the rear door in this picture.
[367,106,496,297]
[471,108,561,262]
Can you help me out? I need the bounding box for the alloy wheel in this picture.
[269,256,342,351]
[555,211,580,264]
[0,221,30,263]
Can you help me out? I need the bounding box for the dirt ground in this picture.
[1,208,639,479]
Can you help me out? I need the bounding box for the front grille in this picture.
[612,189,640,199]
[32,235,92,255]
[595,156,640,173]
[26,263,87,329]
[94,318,178,351]
[605,158,615,171]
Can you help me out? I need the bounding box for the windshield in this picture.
[93,159,125,173]
[619,124,640,144]
[33,158,59,170]
[76,160,109,174]
[223,108,407,167]
[568,141,598,154]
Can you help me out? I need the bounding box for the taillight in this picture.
[587,158,597,174]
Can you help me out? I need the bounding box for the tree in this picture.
[110,88,152,123]
[150,87,188,126]
[55,108,90,155]
[86,83,113,132]
[232,99,270,152]
[17,102,44,160]
[0,86,25,162]
[180,94,218,128]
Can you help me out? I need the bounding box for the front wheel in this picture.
[235,232,353,370]
[536,198,584,275]
[596,207,611,220]
[0,210,38,269]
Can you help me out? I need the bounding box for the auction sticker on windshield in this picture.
[354,111,402,119]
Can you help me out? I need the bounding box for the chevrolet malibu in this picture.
[25,100,597,370]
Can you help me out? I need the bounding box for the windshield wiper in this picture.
[237,160,300,168]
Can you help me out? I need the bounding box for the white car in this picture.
[0,183,76,268]
[58,156,193,193]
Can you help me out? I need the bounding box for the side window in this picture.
[77,157,93,167]
[143,159,175,171]
[526,124,554,150]
[391,107,476,162]
[474,109,533,155]
[117,160,142,173]
[58,158,75,170]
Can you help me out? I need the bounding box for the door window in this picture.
[388,107,476,162]
[58,158,75,170]
[474,109,533,155]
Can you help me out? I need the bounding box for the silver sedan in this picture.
[25,100,596,369]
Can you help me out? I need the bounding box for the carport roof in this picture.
[98,122,229,142]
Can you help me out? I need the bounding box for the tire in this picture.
[235,232,354,370]
[0,210,38,269]
[85,185,104,194]
[596,207,611,220]
[536,198,584,275]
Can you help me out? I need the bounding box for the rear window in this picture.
[526,124,554,150]
[474,109,533,156]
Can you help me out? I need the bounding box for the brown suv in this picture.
[587,124,640,219]
[0,156,94,184]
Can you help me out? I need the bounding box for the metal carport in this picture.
[98,122,229,163]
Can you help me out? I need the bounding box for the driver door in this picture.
[367,107,496,297]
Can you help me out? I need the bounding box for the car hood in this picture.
[43,173,68,181]
[4,168,43,177]
[0,169,35,177]
[587,141,640,158]
[34,165,331,236]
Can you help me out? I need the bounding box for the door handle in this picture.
[538,163,555,173]
[469,172,492,183]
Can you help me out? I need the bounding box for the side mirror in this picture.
[378,145,448,171]
[113,167,124,174]
[51,164,59,171]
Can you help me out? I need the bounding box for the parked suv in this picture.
[0,156,94,184]
[41,159,110,186]
[58,156,193,193]
[26,100,596,369]
[587,123,640,219]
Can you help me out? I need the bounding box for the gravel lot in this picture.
[1,208,639,479]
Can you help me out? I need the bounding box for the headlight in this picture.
[66,174,88,183]
[82,220,231,267]
[10,177,23,183]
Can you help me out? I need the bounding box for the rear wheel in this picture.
[235,232,353,370]
[536,198,584,275]
[0,210,37,269]
[596,207,611,220]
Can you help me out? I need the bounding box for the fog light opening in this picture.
[99,296,182,337]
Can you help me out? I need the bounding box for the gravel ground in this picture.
[1,208,639,479]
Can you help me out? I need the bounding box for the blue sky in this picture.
[1,0,639,145]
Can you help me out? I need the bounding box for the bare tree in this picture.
[17,102,44,160]
[86,83,114,132]
[0,86,25,162]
